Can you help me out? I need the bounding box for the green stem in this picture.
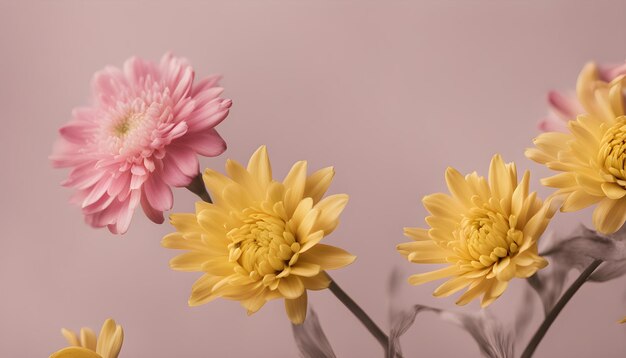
[185,173,212,203]
[328,277,393,357]
[521,259,602,358]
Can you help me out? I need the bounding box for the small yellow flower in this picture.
[162,145,355,324]
[620,316,626,324]
[397,155,554,307]
[49,319,123,358]
[526,62,626,234]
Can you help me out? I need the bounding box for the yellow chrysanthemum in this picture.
[526,62,626,234]
[49,319,123,358]
[397,155,555,307]
[162,145,355,324]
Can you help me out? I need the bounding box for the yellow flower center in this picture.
[599,118,626,184]
[226,208,300,284]
[460,206,522,268]
[112,112,144,137]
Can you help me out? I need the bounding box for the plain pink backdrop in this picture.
[1,0,625,357]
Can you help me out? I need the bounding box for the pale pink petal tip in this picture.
[51,53,231,234]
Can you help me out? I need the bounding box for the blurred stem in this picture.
[328,277,397,357]
[521,259,602,358]
[185,173,212,203]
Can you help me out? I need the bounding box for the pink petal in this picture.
[82,175,114,207]
[181,129,226,157]
[171,67,194,103]
[63,163,105,190]
[160,160,192,187]
[547,91,580,120]
[191,74,222,97]
[144,174,173,211]
[164,144,199,177]
[107,171,131,198]
[83,193,116,215]
[112,190,141,234]
[91,66,127,106]
[141,190,165,224]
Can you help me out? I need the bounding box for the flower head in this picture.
[51,53,231,234]
[527,63,626,234]
[539,61,626,132]
[397,155,554,307]
[50,319,123,358]
[162,146,355,324]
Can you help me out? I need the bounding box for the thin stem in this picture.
[328,277,391,356]
[185,173,212,203]
[521,259,602,358]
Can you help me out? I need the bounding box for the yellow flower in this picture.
[526,62,626,234]
[162,145,355,324]
[397,155,554,307]
[620,316,626,324]
[49,319,123,358]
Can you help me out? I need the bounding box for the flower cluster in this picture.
[48,54,626,357]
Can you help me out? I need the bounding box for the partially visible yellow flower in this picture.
[619,316,626,324]
[49,319,123,358]
[162,145,355,324]
[526,62,626,234]
[397,155,555,307]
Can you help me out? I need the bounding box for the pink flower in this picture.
[539,61,626,132]
[51,53,231,234]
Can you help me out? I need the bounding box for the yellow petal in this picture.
[301,271,331,290]
[455,280,490,306]
[61,329,80,347]
[202,168,234,203]
[290,262,321,277]
[592,198,626,234]
[169,213,201,233]
[246,145,272,188]
[488,154,515,200]
[561,190,603,212]
[50,347,102,358]
[80,328,97,351]
[304,167,334,204]
[480,279,508,307]
[397,241,449,264]
[298,244,356,270]
[601,182,626,199]
[95,319,123,358]
[278,275,305,299]
[445,167,474,207]
[169,252,212,271]
[285,291,308,324]
[283,161,308,215]
[189,274,222,306]
[403,227,430,241]
[433,276,473,297]
[297,208,319,240]
[422,193,463,220]
[312,194,349,235]
[407,266,458,285]
[300,230,324,252]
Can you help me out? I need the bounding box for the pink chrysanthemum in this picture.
[539,61,626,132]
[51,53,231,234]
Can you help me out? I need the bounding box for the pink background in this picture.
[1,0,625,357]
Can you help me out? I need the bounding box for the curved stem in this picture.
[521,259,602,358]
[328,277,392,356]
[185,173,212,203]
